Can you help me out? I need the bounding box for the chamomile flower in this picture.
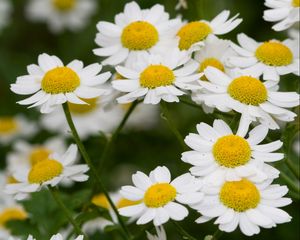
[193,67,299,129]
[229,34,299,81]
[4,144,89,200]
[93,1,180,66]
[182,119,282,185]
[26,0,96,33]
[112,50,201,104]
[119,166,203,226]
[11,53,111,114]
[194,179,292,236]
[176,10,242,51]
[263,0,300,31]
[0,0,12,32]
[146,225,167,240]
[0,115,37,145]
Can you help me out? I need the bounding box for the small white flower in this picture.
[229,33,299,81]
[263,0,300,31]
[0,0,12,32]
[26,0,96,33]
[5,144,89,200]
[93,1,180,66]
[11,53,112,114]
[194,179,292,236]
[24,234,83,240]
[182,118,282,185]
[112,50,201,104]
[146,225,167,240]
[119,166,203,226]
[176,10,242,51]
[193,67,299,129]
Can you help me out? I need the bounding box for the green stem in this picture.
[49,187,88,239]
[280,171,300,194]
[172,221,198,240]
[212,229,223,239]
[160,102,187,150]
[285,158,300,179]
[62,103,131,239]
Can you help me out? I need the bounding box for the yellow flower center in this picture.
[6,175,19,184]
[0,117,19,134]
[121,21,159,50]
[177,21,212,50]
[199,58,225,81]
[227,76,268,105]
[117,198,142,209]
[220,179,260,212]
[92,193,110,209]
[68,97,98,114]
[28,159,63,184]
[29,147,52,166]
[52,0,75,11]
[140,65,175,89]
[255,42,293,66]
[144,183,177,208]
[0,208,27,227]
[41,67,80,94]
[292,0,300,7]
[213,135,251,168]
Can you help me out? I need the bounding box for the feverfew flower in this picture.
[182,119,282,184]
[119,166,203,226]
[0,0,12,32]
[176,10,242,51]
[194,179,292,236]
[93,1,180,65]
[229,33,299,81]
[112,50,201,104]
[5,144,89,200]
[263,0,300,31]
[26,0,96,33]
[193,67,299,129]
[11,53,111,114]
[146,226,167,240]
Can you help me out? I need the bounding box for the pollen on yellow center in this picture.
[220,179,260,212]
[292,0,300,7]
[228,76,268,105]
[213,135,251,168]
[0,117,19,134]
[0,208,27,227]
[144,183,177,208]
[177,21,212,50]
[52,0,76,11]
[41,67,80,94]
[140,65,175,89]
[29,147,52,166]
[117,198,142,209]
[121,21,159,50]
[92,193,110,209]
[199,58,225,80]
[68,97,99,114]
[28,159,63,184]
[255,41,293,66]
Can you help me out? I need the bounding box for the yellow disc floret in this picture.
[29,147,52,166]
[68,97,98,114]
[92,193,110,209]
[144,183,177,208]
[0,117,19,134]
[52,0,75,11]
[228,76,268,105]
[199,58,225,80]
[220,179,260,212]
[213,135,251,168]
[121,21,159,50]
[292,0,300,7]
[0,208,27,227]
[41,67,80,94]
[28,159,63,184]
[255,41,293,66]
[117,198,142,209]
[177,21,212,50]
[140,65,175,89]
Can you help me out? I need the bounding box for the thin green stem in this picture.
[160,102,187,150]
[49,187,88,239]
[285,158,300,179]
[62,103,131,239]
[212,229,223,239]
[172,220,198,240]
[280,171,300,194]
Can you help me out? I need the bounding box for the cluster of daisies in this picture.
[1,0,299,239]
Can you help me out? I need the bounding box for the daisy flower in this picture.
[11,53,112,114]
[93,1,180,66]
[194,179,292,236]
[176,10,242,51]
[26,0,96,33]
[112,50,201,104]
[119,166,203,226]
[229,33,299,81]
[146,225,167,240]
[182,119,283,185]
[4,144,89,200]
[24,234,83,240]
[193,67,299,129]
[0,115,37,145]
[263,0,300,31]
[0,0,12,32]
